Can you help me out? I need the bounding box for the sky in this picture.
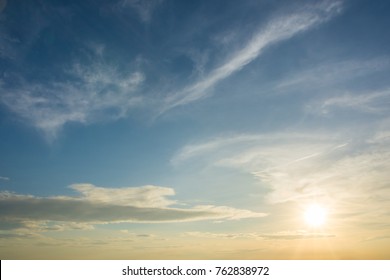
[0,0,390,259]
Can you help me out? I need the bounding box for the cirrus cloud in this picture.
[0,61,144,141]
[162,0,343,112]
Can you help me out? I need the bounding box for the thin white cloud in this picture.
[0,184,267,229]
[0,62,144,141]
[276,58,390,92]
[306,88,390,115]
[0,176,10,181]
[118,0,163,23]
[171,134,264,165]
[162,0,343,112]
[172,133,333,166]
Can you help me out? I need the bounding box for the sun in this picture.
[304,204,327,227]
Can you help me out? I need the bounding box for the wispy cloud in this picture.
[172,133,336,167]
[185,230,335,240]
[275,58,390,92]
[363,235,390,242]
[172,129,390,230]
[0,61,144,141]
[0,184,267,232]
[306,88,390,115]
[0,220,93,232]
[0,176,10,181]
[117,0,163,23]
[0,232,38,239]
[162,0,343,112]
[171,134,264,165]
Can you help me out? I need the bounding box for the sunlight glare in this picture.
[304,204,327,227]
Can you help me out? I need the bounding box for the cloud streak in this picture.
[162,0,343,112]
[306,88,390,115]
[185,230,335,240]
[276,58,390,92]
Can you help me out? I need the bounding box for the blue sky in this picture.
[1,0,390,259]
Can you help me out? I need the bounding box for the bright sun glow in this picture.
[304,204,327,227]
